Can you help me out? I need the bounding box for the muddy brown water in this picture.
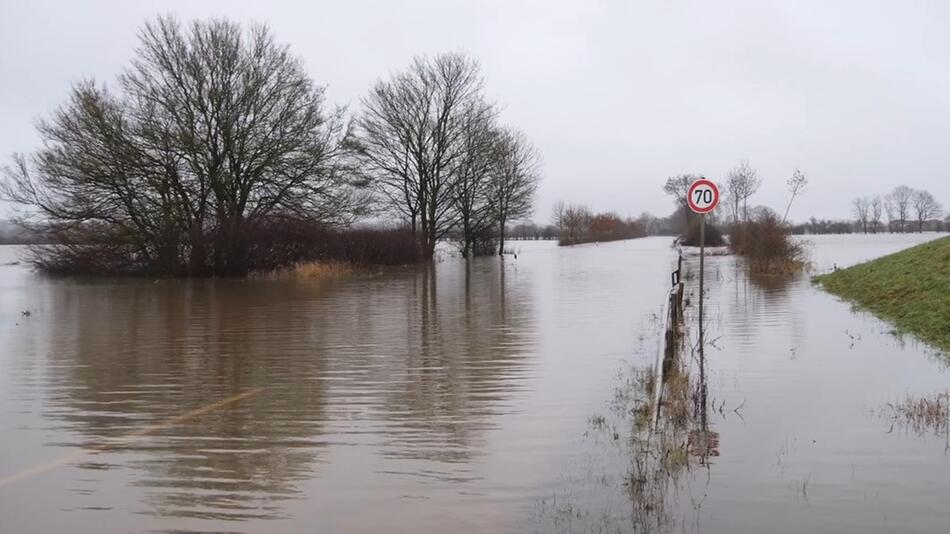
[0,234,946,533]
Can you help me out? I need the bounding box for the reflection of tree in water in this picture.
[724,256,810,354]
[747,269,800,294]
[40,280,335,522]
[376,257,535,465]
[36,258,536,525]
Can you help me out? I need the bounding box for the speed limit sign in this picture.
[687,179,720,214]
[686,177,719,346]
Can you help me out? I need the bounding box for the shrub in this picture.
[242,219,423,272]
[28,218,424,277]
[470,232,498,257]
[729,213,807,273]
[679,217,725,247]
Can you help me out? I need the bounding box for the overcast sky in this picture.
[2,0,948,223]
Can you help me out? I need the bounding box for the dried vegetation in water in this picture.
[257,260,353,280]
[882,392,950,437]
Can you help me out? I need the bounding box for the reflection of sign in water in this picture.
[687,178,720,214]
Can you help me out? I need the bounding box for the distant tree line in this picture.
[790,186,946,235]
[1,16,540,276]
[549,202,647,246]
[851,185,944,234]
[504,206,690,244]
[788,219,856,235]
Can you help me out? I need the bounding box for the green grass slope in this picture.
[814,236,950,352]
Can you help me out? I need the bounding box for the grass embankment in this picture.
[814,236,950,351]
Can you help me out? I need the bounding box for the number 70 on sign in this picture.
[687,179,720,214]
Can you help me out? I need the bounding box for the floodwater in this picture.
[0,234,946,533]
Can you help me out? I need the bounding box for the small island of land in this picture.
[815,236,950,352]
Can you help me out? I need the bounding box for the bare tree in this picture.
[726,161,760,222]
[663,174,701,234]
[886,185,914,232]
[451,101,499,257]
[4,16,356,275]
[870,196,883,233]
[852,197,871,233]
[884,196,896,232]
[663,174,698,212]
[782,168,807,224]
[912,189,943,232]
[562,204,592,243]
[489,128,541,255]
[358,52,485,257]
[551,200,566,236]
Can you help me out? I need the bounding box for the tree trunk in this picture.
[461,217,471,258]
[426,225,437,259]
[188,220,207,276]
[498,219,506,256]
[782,195,795,225]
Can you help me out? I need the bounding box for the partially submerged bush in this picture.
[730,212,807,273]
[678,217,725,247]
[28,219,423,277]
[458,226,498,257]
[4,17,365,278]
[242,219,423,271]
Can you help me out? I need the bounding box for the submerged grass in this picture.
[814,236,950,352]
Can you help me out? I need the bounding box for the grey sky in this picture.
[2,0,948,223]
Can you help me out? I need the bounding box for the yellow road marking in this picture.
[0,388,264,488]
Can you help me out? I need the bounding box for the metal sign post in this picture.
[699,213,705,339]
[687,178,720,459]
[686,178,720,351]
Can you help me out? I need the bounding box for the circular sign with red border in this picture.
[687,179,720,214]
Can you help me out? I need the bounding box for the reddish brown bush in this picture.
[559,210,646,246]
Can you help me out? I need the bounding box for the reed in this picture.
[284,261,352,280]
